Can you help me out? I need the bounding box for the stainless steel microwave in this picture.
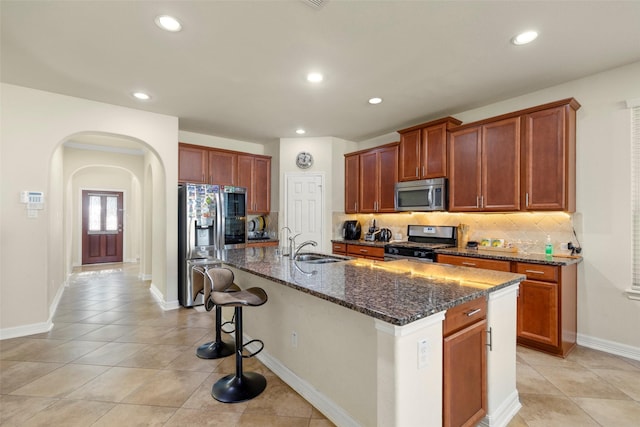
[395,178,447,212]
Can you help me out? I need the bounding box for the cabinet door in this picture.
[449,127,482,211]
[359,150,378,213]
[178,145,208,183]
[252,156,271,213]
[237,155,271,214]
[437,254,511,272]
[208,150,236,185]
[237,155,255,213]
[422,123,448,178]
[443,319,487,427]
[523,106,574,211]
[517,279,559,347]
[377,145,398,212]
[482,117,520,211]
[398,129,421,181]
[345,154,359,213]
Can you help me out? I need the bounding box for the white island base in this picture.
[227,268,521,427]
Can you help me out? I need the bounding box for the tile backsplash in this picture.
[333,211,578,254]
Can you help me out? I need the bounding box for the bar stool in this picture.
[192,265,239,359]
[204,267,268,403]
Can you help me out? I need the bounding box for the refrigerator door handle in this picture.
[187,217,195,259]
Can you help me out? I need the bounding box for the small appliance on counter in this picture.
[343,220,361,240]
[377,228,392,242]
[364,219,380,241]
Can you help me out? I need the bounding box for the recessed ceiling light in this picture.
[132,92,151,100]
[155,15,182,32]
[512,30,538,45]
[368,97,383,105]
[296,129,306,135]
[306,72,323,83]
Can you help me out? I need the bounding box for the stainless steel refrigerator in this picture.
[178,183,247,307]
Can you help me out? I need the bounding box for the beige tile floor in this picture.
[1,263,639,426]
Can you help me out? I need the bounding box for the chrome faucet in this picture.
[288,233,301,257]
[294,240,317,259]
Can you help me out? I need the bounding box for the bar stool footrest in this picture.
[242,339,264,358]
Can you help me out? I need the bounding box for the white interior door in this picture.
[285,173,324,252]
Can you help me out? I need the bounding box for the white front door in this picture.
[285,173,324,252]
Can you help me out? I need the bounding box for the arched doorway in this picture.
[53,132,161,283]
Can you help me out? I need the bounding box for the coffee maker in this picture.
[343,220,361,240]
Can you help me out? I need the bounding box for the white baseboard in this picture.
[243,336,359,427]
[577,333,640,361]
[0,277,70,340]
[148,283,180,311]
[479,390,522,427]
[0,320,53,340]
[48,279,67,321]
[139,273,152,281]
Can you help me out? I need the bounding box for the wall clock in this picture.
[296,151,313,169]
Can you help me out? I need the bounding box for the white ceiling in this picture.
[2,0,640,145]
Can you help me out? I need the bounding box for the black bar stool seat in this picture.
[192,266,239,360]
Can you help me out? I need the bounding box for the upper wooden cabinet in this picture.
[178,145,208,184]
[397,117,462,181]
[237,154,271,214]
[522,99,580,212]
[449,117,521,212]
[448,98,579,212]
[179,143,271,213]
[344,142,398,213]
[208,150,237,185]
[344,154,360,214]
[359,143,399,213]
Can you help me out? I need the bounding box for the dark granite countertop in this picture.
[435,247,583,266]
[331,239,582,266]
[218,247,524,326]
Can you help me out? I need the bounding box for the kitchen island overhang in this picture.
[213,247,524,427]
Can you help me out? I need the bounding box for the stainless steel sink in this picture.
[294,253,350,264]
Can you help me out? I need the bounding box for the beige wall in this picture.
[0,83,178,336]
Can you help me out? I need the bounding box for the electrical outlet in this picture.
[291,331,298,348]
[418,338,430,369]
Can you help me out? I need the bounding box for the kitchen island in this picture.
[215,247,525,427]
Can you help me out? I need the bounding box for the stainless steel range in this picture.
[384,225,457,262]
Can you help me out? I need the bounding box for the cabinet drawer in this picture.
[443,297,487,336]
[438,254,511,272]
[332,243,347,254]
[515,263,558,282]
[347,244,385,259]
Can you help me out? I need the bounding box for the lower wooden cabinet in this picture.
[332,242,347,255]
[437,254,511,272]
[343,243,385,260]
[443,297,487,427]
[515,262,577,357]
[437,253,578,358]
[247,240,278,248]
